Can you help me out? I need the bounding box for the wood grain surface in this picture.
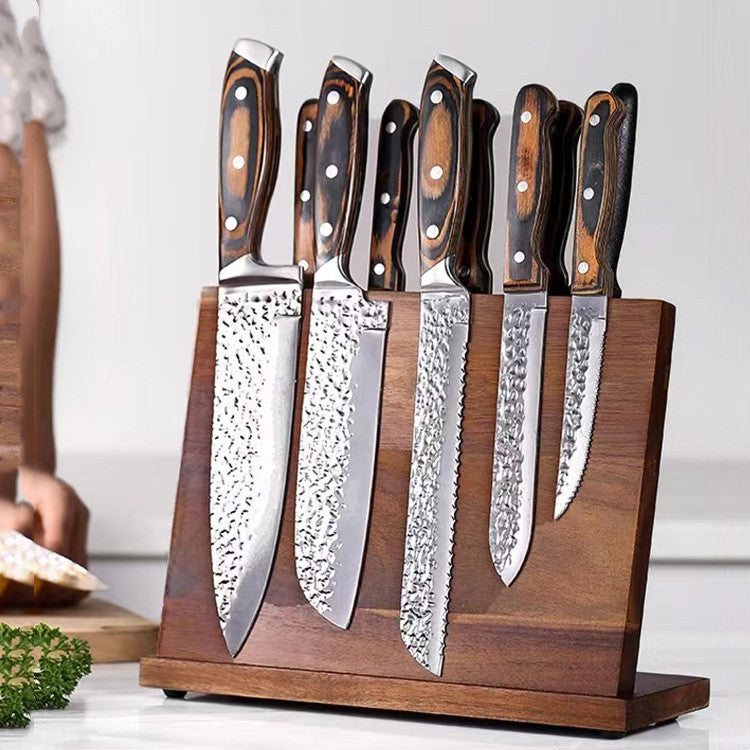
[155,289,676,699]
[293,99,317,287]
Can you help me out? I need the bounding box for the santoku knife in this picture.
[294,57,388,628]
[368,99,418,291]
[400,55,475,676]
[554,86,636,518]
[490,84,559,586]
[294,98,318,287]
[210,39,302,657]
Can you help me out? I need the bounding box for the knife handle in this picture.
[571,91,625,296]
[417,55,476,277]
[294,99,318,287]
[219,39,282,271]
[604,83,638,298]
[314,57,371,275]
[368,99,419,291]
[503,84,559,293]
[456,99,500,293]
[542,100,583,295]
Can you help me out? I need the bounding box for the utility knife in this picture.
[293,98,318,287]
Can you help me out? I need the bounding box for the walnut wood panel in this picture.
[156,289,677,700]
[293,99,317,287]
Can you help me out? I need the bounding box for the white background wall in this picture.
[30,0,750,552]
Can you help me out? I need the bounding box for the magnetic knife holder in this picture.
[140,288,710,738]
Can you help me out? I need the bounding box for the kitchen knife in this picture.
[368,98,419,291]
[490,84,559,586]
[456,99,500,293]
[210,40,302,657]
[294,57,388,629]
[554,86,635,519]
[400,55,475,676]
[294,99,318,287]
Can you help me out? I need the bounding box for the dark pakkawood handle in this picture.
[604,82,638,298]
[368,99,419,291]
[504,84,559,292]
[571,91,625,295]
[417,55,476,277]
[542,100,582,295]
[456,99,500,293]
[219,40,282,271]
[294,99,318,287]
[314,57,371,275]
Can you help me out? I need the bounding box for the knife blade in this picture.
[490,84,559,586]
[210,39,303,657]
[400,55,475,676]
[554,86,635,519]
[294,57,388,629]
[368,99,419,291]
[294,98,318,287]
[456,99,500,294]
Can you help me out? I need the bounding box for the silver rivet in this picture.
[380,192,390,205]
[430,89,443,105]
[320,222,333,237]
[517,180,528,193]
[589,114,600,126]
[514,251,525,264]
[303,119,313,132]
[521,110,532,123]
[426,224,439,239]
[224,216,238,231]
[298,259,309,271]
[235,86,247,101]
[327,90,340,105]
[300,189,311,203]
[232,155,245,170]
[430,165,443,180]
[583,187,595,200]
[578,261,590,274]
[385,121,397,134]
[373,262,385,275]
[325,164,338,179]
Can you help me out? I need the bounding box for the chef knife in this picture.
[554,86,635,518]
[294,99,318,287]
[400,55,475,676]
[368,99,418,291]
[456,99,500,293]
[490,84,559,586]
[294,57,388,628]
[210,39,302,657]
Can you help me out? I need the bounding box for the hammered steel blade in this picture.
[295,277,388,627]
[400,284,470,675]
[490,292,547,586]
[555,295,607,519]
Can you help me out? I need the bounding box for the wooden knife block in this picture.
[140,288,709,737]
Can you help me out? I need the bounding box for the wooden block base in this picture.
[140,656,709,736]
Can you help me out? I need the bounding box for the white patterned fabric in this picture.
[21,17,65,133]
[0,0,30,153]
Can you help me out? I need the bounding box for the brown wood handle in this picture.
[542,100,583,295]
[503,84,559,292]
[218,41,282,271]
[571,91,625,295]
[456,99,500,293]
[293,99,317,288]
[368,99,418,291]
[417,56,476,277]
[313,57,371,274]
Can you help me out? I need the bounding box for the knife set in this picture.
[141,40,709,736]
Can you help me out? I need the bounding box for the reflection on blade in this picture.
[210,285,301,656]
[555,295,607,519]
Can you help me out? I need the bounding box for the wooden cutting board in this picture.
[1,598,159,663]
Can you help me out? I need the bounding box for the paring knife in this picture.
[554,85,636,519]
[294,99,318,287]
[368,99,419,291]
[490,84,559,586]
[400,55,475,676]
[294,57,388,628]
[456,99,500,294]
[210,39,302,657]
